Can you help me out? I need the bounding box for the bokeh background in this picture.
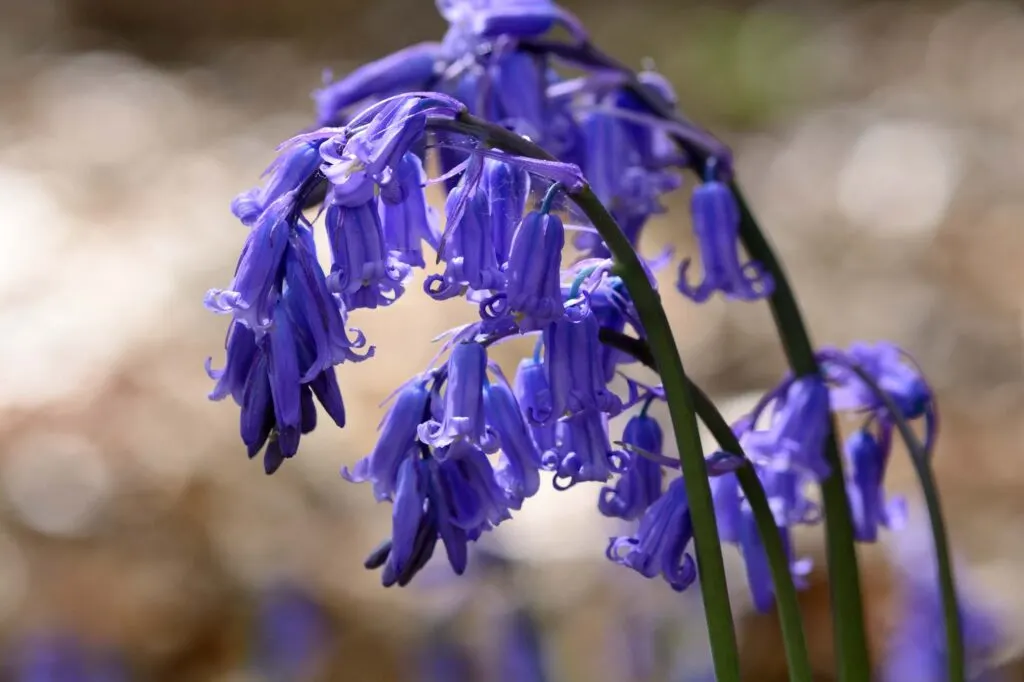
[0,0,1022,679]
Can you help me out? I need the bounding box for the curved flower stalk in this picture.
[203,3,963,682]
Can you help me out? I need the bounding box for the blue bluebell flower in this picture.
[677,176,773,303]
[205,191,296,332]
[710,469,742,544]
[598,413,664,521]
[481,158,531,264]
[736,504,810,613]
[513,357,557,453]
[606,477,697,592]
[437,440,513,537]
[342,379,431,501]
[581,107,635,209]
[257,584,328,681]
[315,42,444,126]
[586,276,638,383]
[490,50,547,141]
[484,377,544,506]
[547,410,625,488]
[437,0,571,44]
[325,198,410,310]
[426,169,506,300]
[845,429,906,542]
[417,626,474,682]
[379,152,441,268]
[419,342,498,452]
[740,376,832,481]
[498,608,551,682]
[232,140,323,226]
[505,210,565,332]
[543,312,623,420]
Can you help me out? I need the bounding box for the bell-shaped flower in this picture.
[418,342,498,451]
[543,312,623,420]
[484,377,543,507]
[379,152,441,267]
[481,158,530,264]
[513,357,557,453]
[546,410,624,488]
[740,376,832,481]
[598,414,665,521]
[845,429,906,542]
[505,210,565,332]
[325,197,410,310]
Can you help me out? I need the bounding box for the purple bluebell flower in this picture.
[598,413,664,521]
[513,357,557,453]
[379,152,441,268]
[822,342,935,423]
[232,140,323,226]
[205,191,296,332]
[506,210,566,331]
[740,376,832,481]
[547,410,625,488]
[342,379,431,501]
[606,477,697,592]
[325,198,409,310]
[490,50,547,141]
[437,0,567,42]
[710,469,742,545]
[753,461,819,527]
[543,312,624,420]
[419,342,498,452]
[484,378,543,506]
[378,456,469,587]
[426,169,506,300]
[677,176,773,303]
[581,107,634,209]
[498,608,551,682]
[315,42,444,126]
[845,429,906,542]
[586,276,638,383]
[257,584,328,680]
[437,440,513,538]
[481,158,531,264]
[417,627,474,682]
[737,505,809,613]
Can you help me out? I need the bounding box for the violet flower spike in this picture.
[606,477,698,592]
[484,378,544,507]
[342,380,431,501]
[598,413,665,521]
[379,152,441,268]
[325,198,410,310]
[677,169,774,303]
[418,342,499,452]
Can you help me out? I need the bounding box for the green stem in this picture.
[732,185,871,681]
[429,113,742,682]
[831,361,964,682]
[599,328,813,682]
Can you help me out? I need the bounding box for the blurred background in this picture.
[0,0,1022,679]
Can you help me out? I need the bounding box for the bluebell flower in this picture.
[736,504,809,613]
[315,42,444,126]
[677,176,774,303]
[586,276,638,383]
[821,342,935,423]
[377,456,469,587]
[205,191,296,332]
[378,152,440,268]
[419,342,498,452]
[437,0,569,44]
[490,50,547,141]
[845,429,906,542]
[740,376,832,481]
[753,460,819,527]
[498,608,551,682]
[342,379,431,501]
[481,158,531,264]
[598,413,664,521]
[417,626,474,682]
[547,410,625,488]
[606,477,698,592]
[232,140,323,226]
[581,107,635,209]
[506,210,565,331]
[257,584,328,680]
[710,469,742,544]
[426,166,506,299]
[543,312,623,420]
[484,378,543,506]
[437,440,513,538]
[513,357,557,453]
[325,198,410,310]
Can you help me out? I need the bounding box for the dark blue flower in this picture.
[315,42,444,126]
[499,608,551,682]
[547,410,624,488]
[513,357,557,453]
[325,198,409,310]
[205,191,296,332]
[845,429,906,542]
[677,177,773,303]
[438,0,569,43]
[506,210,565,332]
[490,50,547,141]
[426,170,506,299]
[437,440,513,538]
[581,107,635,209]
[606,477,697,592]
[710,469,742,544]
[736,505,809,613]
[481,158,531,264]
[342,379,431,501]
[543,312,623,420]
[598,414,664,521]
[823,342,934,421]
[379,152,440,268]
[740,376,832,481]
[231,140,323,226]
[484,378,543,506]
[419,342,498,451]
[257,584,328,680]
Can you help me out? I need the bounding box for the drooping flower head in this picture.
[598,413,665,521]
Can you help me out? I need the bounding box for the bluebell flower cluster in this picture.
[204,0,944,618]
